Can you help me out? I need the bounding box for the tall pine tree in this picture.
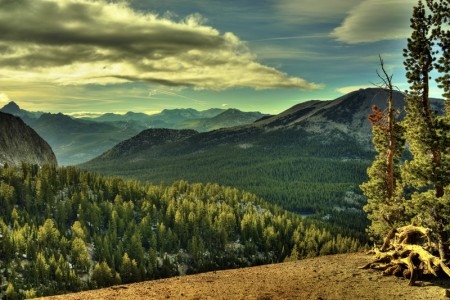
[361,57,406,240]
[402,0,450,261]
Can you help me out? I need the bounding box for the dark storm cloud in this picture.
[0,0,320,90]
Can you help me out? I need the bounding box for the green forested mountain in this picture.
[83,127,371,241]
[85,88,437,242]
[0,164,361,298]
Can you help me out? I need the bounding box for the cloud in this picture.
[331,0,415,44]
[148,87,204,105]
[274,0,363,23]
[65,111,107,118]
[336,85,374,94]
[0,0,320,90]
[0,92,10,103]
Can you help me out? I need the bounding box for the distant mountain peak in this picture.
[40,112,73,121]
[1,101,21,113]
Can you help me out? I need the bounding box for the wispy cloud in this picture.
[250,44,319,60]
[336,85,373,94]
[0,0,320,91]
[274,0,363,23]
[331,0,415,44]
[65,111,109,118]
[148,87,205,105]
[249,34,329,42]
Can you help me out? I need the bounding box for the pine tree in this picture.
[92,261,114,288]
[71,237,90,272]
[120,252,139,284]
[37,219,60,249]
[4,283,18,300]
[360,57,406,240]
[402,0,450,261]
[361,1,450,281]
[427,0,450,104]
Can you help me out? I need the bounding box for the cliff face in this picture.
[0,112,57,167]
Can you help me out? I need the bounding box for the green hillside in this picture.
[0,163,361,298]
[82,127,372,241]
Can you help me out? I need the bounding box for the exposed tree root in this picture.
[360,225,450,286]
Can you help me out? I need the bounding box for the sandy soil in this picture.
[39,252,450,300]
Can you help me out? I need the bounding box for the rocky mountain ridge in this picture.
[0,103,266,165]
[93,88,445,162]
[0,112,57,167]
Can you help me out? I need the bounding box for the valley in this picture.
[0,163,361,298]
[0,88,446,298]
[1,0,449,299]
[80,88,445,242]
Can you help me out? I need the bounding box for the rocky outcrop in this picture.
[0,112,57,167]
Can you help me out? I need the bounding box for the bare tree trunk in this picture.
[386,83,396,199]
[422,60,446,260]
[438,230,448,262]
[378,56,396,199]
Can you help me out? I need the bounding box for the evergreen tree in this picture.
[361,57,406,239]
[120,253,139,284]
[34,252,49,285]
[427,0,450,104]
[24,288,36,299]
[402,0,450,260]
[4,283,18,300]
[37,219,60,249]
[71,237,90,272]
[92,261,114,288]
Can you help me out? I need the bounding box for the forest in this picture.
[0,163,361,299]
[82,127,372,242]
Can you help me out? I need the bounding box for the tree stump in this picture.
[360,225,450,286]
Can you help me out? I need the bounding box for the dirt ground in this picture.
[40,252,450,300]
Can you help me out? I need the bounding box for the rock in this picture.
[0,112,57,166]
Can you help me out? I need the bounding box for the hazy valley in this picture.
[1,102,267,165]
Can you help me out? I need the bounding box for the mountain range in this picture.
[2,88,444,239]
[81,88,445,240]
[1,87,445,299]
[0,112,57,167]
[0,103,267,165]
[88,88,444,165]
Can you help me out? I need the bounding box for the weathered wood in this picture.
[380,228,397,251]
[396,225,431,245]
[402,244,450,278]
[361,225,450,285]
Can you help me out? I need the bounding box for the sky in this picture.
[0,0,440,116]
